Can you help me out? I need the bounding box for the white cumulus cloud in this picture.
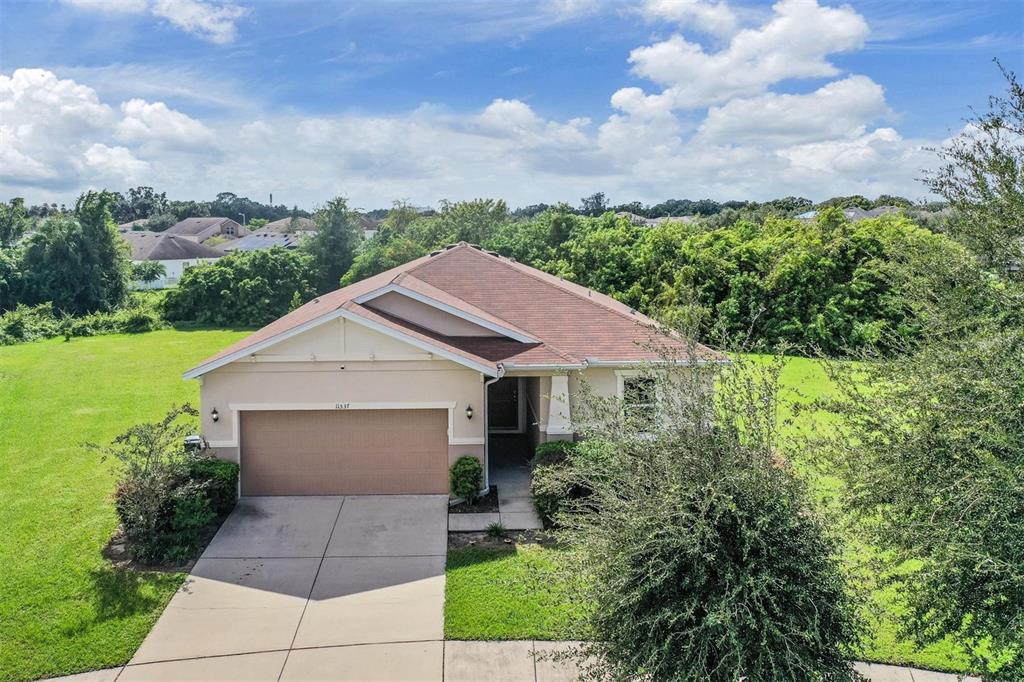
[641,0,737,38]
[117,98,216,150]
[622,0,869,110]
[698,75,892,145]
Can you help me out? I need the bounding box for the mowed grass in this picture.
[444,356,973,674]
[444,544,591,641]
[0,329,247,682]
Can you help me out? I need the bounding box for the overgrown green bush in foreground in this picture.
[98,404,238,565]
[555,355,862,681]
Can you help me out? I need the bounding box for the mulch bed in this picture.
[448,529,552,550]
[448,485,499,513]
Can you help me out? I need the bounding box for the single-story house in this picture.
[261,216,315,233]
[185,242,719,496]
[220,231,306,252]
[120,230,224,289]
[164,217,242,243]
[355,213,380,239]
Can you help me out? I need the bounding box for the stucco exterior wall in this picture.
[198,318,486,468]
[366,291,501,337]
[133,257,219,290]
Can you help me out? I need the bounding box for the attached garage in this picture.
[239,408,450,495]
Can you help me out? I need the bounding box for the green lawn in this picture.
[444,356,974,674]
[0,333,974,678]
[444,544,591,641]
[0,329,247,682]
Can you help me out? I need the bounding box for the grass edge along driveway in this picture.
[0,329,247,682]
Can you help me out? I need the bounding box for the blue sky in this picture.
[1,0,1021,209]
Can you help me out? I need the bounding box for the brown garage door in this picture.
[240,409,449,495]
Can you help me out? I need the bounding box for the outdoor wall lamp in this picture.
[465,405,474,420]
[211,408,219,423]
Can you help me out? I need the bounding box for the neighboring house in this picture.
[119,230,224,289]
[615,211,694,227]
[185,242,721,496]
[797,206,903,221]
[164,217,242,243]
[221,231,306,252]
[261,216,315,233]
[355,213,380,238]
[117,218,150,230]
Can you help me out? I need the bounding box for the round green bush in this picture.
[450,455,483,503]
[530,439,577,468]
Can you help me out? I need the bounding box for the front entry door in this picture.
[488,378,521,432]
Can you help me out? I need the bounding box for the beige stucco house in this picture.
[185,243,719,496]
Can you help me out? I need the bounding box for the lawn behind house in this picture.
[445,356,974,675]
[0,330,247,682]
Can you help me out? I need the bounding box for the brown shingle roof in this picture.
[187,243,721,376]
[119,230,225,261]
[165,217,241,241]
[261,216,315,232]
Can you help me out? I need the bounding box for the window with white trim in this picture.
[618,372,658,431]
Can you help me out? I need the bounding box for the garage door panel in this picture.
[240,409,449,495]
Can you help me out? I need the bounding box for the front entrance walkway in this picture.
[449,434,544,532]
[121,495,449,680]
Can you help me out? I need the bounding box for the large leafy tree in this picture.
[484,204,578,266]
[0,197,31,247]
[341,230,427,286]
[110,186,169,223]
[302,197,363,294]
[825,66,1024,679]
[19,191,131,315]
[163,248,315,327]
[0,247,20,311]
[924,60,1024,273]
[405,198,509,248]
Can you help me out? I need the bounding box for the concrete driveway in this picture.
[123,495,449,680]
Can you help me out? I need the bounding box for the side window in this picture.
[622,376,657,430]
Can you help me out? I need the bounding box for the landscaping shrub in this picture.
[530,439,577,467]
[450,455,484,503]
[188,455,239,515]
[530,439,607,528]
[559,355,862,681]
[100,405,239,564]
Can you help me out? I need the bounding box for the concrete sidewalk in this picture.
[43,644,980,682]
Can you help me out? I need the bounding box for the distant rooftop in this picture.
[118,230,225,261]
